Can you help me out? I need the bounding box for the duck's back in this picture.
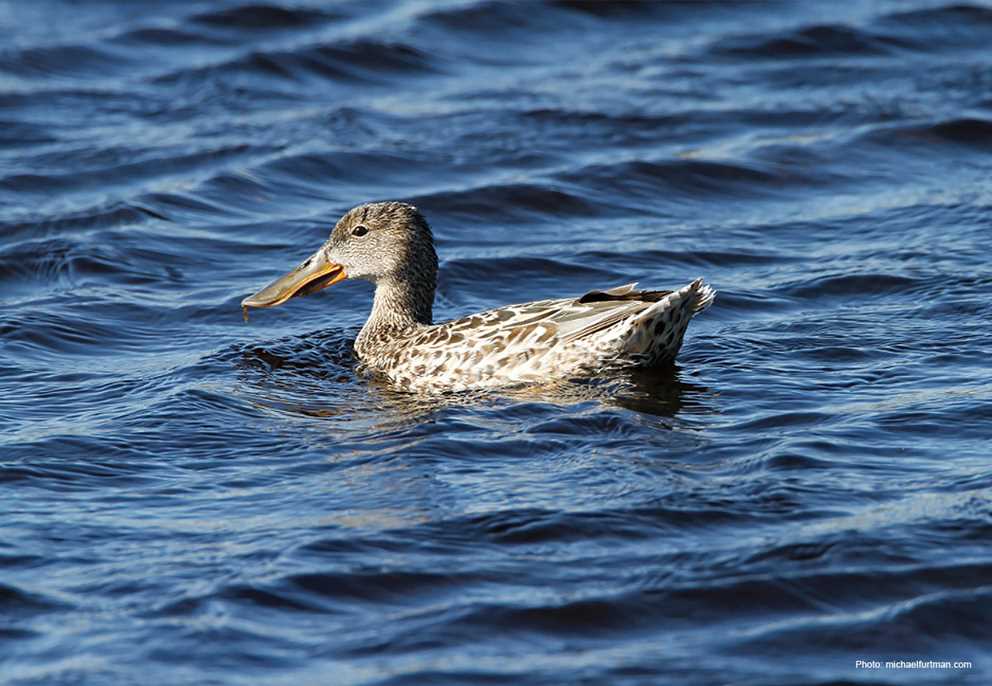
[363,279,714,391]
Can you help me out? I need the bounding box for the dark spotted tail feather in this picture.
[623,278,715,367]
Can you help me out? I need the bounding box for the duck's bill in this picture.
[241,251,347,311]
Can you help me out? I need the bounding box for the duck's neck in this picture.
[355,273,434,355]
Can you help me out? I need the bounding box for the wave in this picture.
[0,43,134,81]
[112,26,231,49]
[255,149,435,197]
[781,273,924,300]
[859,117,992,151]
[885,2,992,24]
[420,1,557,34]
[152,39,437,89]
[0,144,265,202]
[716,23,910,59]
[410,182,604,222]
[719,5,992,61]
[551,0,680,18]
[0,119,56,147]
[557,158,788,204]
[880,2,992,46]
[190,3,337,31]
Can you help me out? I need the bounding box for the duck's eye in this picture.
[352,225,369,237]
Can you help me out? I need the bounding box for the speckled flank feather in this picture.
[244,201,716,392]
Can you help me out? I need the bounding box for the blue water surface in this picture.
[1,1,990,684]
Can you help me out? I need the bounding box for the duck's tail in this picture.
[621,278,715,366]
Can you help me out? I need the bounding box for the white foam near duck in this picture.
[242,201,715,392]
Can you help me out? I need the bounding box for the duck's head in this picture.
[241,201,438,316]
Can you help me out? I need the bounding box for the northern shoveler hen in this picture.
[242,201,715,391]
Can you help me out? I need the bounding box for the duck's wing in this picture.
[415,281,714,351]
[510,279,714,347]
[431,284,658,345]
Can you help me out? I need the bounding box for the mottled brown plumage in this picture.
[242,202,715,391]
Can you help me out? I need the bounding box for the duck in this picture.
[241,201,715,392]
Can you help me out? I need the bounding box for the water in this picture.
[2,1,990,684]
